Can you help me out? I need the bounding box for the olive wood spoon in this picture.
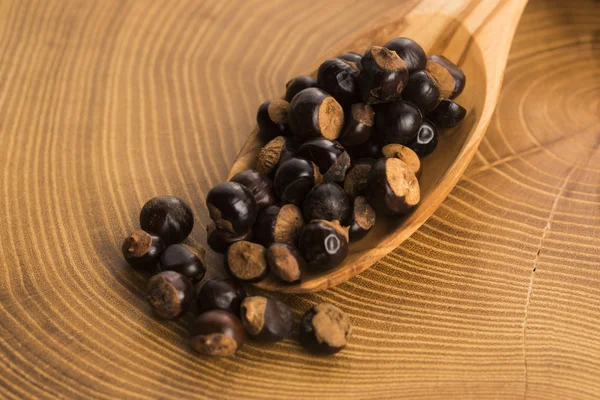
[227,0,529,293]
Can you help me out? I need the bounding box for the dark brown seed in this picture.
[408,120,439,158]
[358,46,408,104]
[229,169,277,212]
[366,158,420,215]
[297,220,349,271]
[196,278,247,316]
[302,182,351,223]
[299,303,352,354]
[225,241,269,282]
[284,75,318,102]
[160,244,206,284]
[348,196,376,242]
[427,99,466,128]
[296,139,351,183]
[147,271,194,319]
[339,103,375,147]
[402,70,442,113]
[256,99,291,139]
[206,182,257,236]
[288,88,344,141]
[375,100,422,146]
[122,229,165,271]
[317,58,361,107]
[253,204,304,247]
[266,243,304,283]
[274,157,323,206]
[140,196,194,245]
[190,310,246,357]
[343,159,375,199]
[381,144,423,179]
[426,55,466,99]
[384,37,427,74]
[240,296,295,342]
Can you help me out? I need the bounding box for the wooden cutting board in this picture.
[0,0,598,399]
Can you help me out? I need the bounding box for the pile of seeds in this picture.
[207,37,467,281]
[123,196,351,356]
[121,36,467,358]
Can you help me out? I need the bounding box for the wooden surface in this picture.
[0,0,598,399]
[230,0,529,293]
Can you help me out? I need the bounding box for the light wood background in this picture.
[0,0,598,399]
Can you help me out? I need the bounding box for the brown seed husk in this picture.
[267,244,302,283]
[267,99,290,124]
[323,151,351,182]
[339,59,360,72]
[191,333,238,357]
[124,229,152,257]
[423,70,443,103]
[317,96,344,140]
[426,60,455,99]
[385,158,420,206]
[318,220,350,242]
[256,136,286,175]
[207,203,235,233]
[240,296,268,336]
[381,144,422,179]
[371,46,406,71]
[273,204,304,245]
[147,275,181,319]
[226,241,267,280]
[351,103,374,126]
[344,163,372,198]
[311,303,352,348]
[353,197,376,230]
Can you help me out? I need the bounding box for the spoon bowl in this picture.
[227,0,528,293]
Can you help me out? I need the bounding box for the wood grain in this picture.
[229,0,529,293]
[0,0,598,399]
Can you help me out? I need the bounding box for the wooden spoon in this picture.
[227,0,529,293]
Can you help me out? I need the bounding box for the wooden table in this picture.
[0,0,598,398]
